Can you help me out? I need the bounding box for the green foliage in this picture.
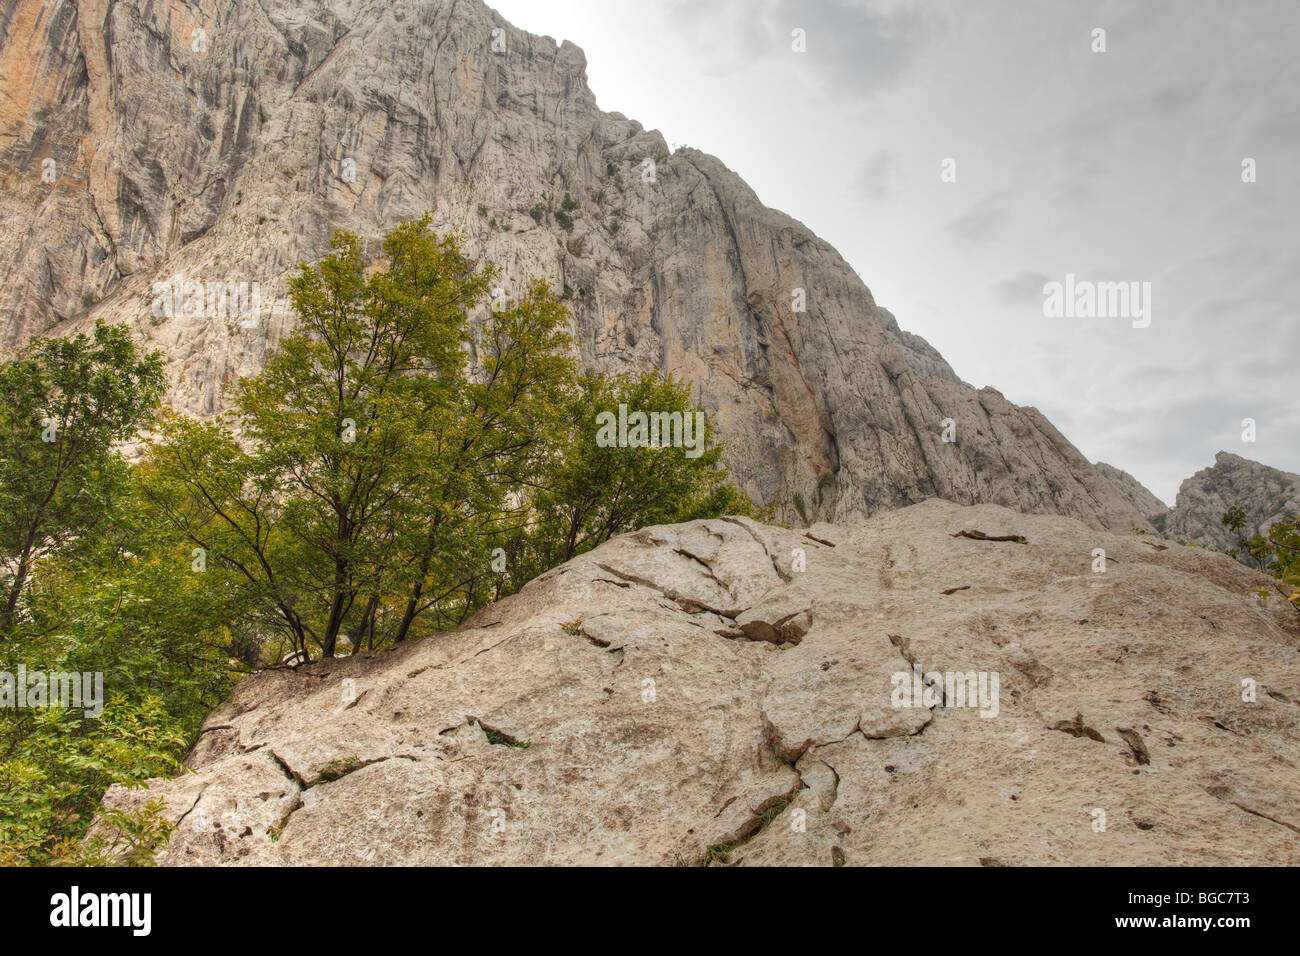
[1220,505,1262,569]
[1241,513,1300,609]
[560,192,578,212]
[140,218,511,657]
[1220,507,1300,609]
[141,216,753,659]
[554,210,574,232]
[76,799,176,867]
[0,321,164,634]
[0,218,757,863]
[528,203,546,224]
[499,372,760,590]
[483,729,529,748]
[0,692,189,865]
[0,321,217,865]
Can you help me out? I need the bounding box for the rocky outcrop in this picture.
[1165,452,1300,554]
[93,500,1300,866]
[1095,462,1169,526]
[0,0,1148,531]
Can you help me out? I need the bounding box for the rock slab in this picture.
[94,500,1300,866]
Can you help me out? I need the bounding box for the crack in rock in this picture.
[951,529,1027,544]
[593,562,742,617]
[1115,726,1151,765]
[1049,713,1106,742]
[719,516,794,583]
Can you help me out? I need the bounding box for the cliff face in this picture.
[1165,452,1300,553]
[1095,462,1169,525]
[0,0,1147,529]
[92,501,1300,865]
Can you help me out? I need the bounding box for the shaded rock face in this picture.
[94,500,1300,866]
[0,0,1146,530]
[1165,452,1300,554]
[1095,462,1169,525]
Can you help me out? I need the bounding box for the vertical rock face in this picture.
[0,0,1147,529]
[1095,462,1169,526]
[1164,452,1300,553]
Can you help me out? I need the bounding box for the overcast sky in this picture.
[491,0,1299,504]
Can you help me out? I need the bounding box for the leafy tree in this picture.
[0,493,242,864]
[142,219,757,659]
[0,322,164,635]
[501,372,760,591]
[0,222,762,863]
[1243,515,1300,611]
[1221,506,1256,566]
[0,325,231,864]
[140,219,577,657]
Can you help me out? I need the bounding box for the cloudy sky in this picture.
[490,0,1299,504]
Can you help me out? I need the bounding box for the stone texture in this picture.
[93,500,1300,866]
[1164,452,1300,555]
[1095,461,1169,524]
[0,0,1148,531]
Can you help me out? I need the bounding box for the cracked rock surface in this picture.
[1,0,1147,531]
[1164,452,1300,555]
[92,500,1300,865]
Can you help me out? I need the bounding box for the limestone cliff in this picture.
[1165,452,1300,554]
[0,0,1147,529]
[1095,462,1169,526]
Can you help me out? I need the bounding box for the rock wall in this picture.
[1165,452,1300,553]
[1095,462,1169,525]
[0,0,1147,530]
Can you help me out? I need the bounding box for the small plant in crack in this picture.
[315,756,362,781]
[697,790,798,866]
[484,728,530,748]
[561,619,584,636]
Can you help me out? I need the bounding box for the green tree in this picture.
[0,325,234,864]
[140,219,577,658]
[142,220,758,659]
[0,478,244,865]
[502,371,760,590]
[1244,515,1300,611]
[1221,506,1254,565]
[0,322,164,636]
